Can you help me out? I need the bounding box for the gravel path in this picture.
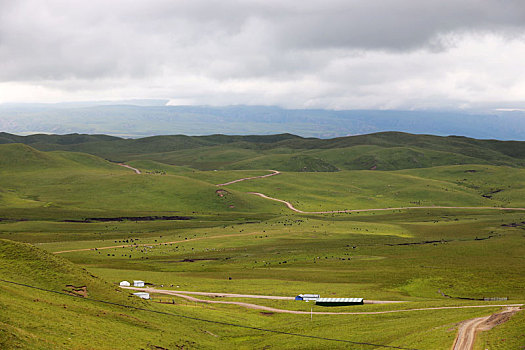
[123,287,522,316]
[123,287,404,304]
[216,170,280,186]
[452,306,521,350]
[117,163,141,174]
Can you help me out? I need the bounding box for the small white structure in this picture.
[295,294,320,301]
[119,281,131,287]
[133,292,150,300]
[133,280,145,287]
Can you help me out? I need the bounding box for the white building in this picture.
[133,280,145,287]
[119,281,131,287]
[133,292,150,300]
[295,294,320,301]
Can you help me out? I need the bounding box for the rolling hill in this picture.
[0,143,280,220]
[1,131,524,171]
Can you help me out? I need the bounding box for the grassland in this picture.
[0,134,524,349]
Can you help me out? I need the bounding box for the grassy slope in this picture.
[224,154,339,172]
[225,165,525,211]
[304,145,491,170]
[0,239,219,349]
[0,144,280,219]
[129,145,261,170]
[0,144,118,172]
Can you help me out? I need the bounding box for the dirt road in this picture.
[115,164,525,214]
[216,170,280,186]
[123,287,522,316]
[452,306,520,350]
[53,232,258,254]
[122,287,403,303]
[248,192,525,214]
[117,163,141,174]
[123,287,295,300]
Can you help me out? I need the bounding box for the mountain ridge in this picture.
[1,131,524,171]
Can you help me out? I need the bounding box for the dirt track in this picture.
[117,163,141,174]
[248,192,525,214]
[122,287,403,303]
[53,232,258,254]
[452,306,520,350]
[117,166,525,214]
[123,287,522,316]
[216,170,280,186]
[123,287,295,300]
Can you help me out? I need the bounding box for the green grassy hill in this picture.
[0,144,281,220]
[225,154,339,172]
[2,132,524,171]
[0,239,229,349]
[304,145,491,170]
[0,144,119,172]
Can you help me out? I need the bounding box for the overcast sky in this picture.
[1,0,525,110]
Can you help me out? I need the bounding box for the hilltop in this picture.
[0,143,119,172]
[1,131,524,171]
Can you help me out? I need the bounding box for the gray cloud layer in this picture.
[1,0,525,109]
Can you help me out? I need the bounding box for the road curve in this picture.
[123,287,522,316]
[248,192,525,214]
[114,165,525,214]
[117,163,141,174]
[452,306,520,350]
[216,170,280,186]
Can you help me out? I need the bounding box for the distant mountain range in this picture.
[1,102,524,140]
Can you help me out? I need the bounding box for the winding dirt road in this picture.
[117,163,141,174]
[248,192,525,214]
[116,165,525,214]
[452,306,520,350]
[116,164,525,214]
[216,170,280,186]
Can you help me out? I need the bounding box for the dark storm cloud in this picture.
[1,0,524,82]
[273,0,525,50]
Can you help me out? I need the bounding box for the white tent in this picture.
[133,292,150,300]
[119,281,131,287]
